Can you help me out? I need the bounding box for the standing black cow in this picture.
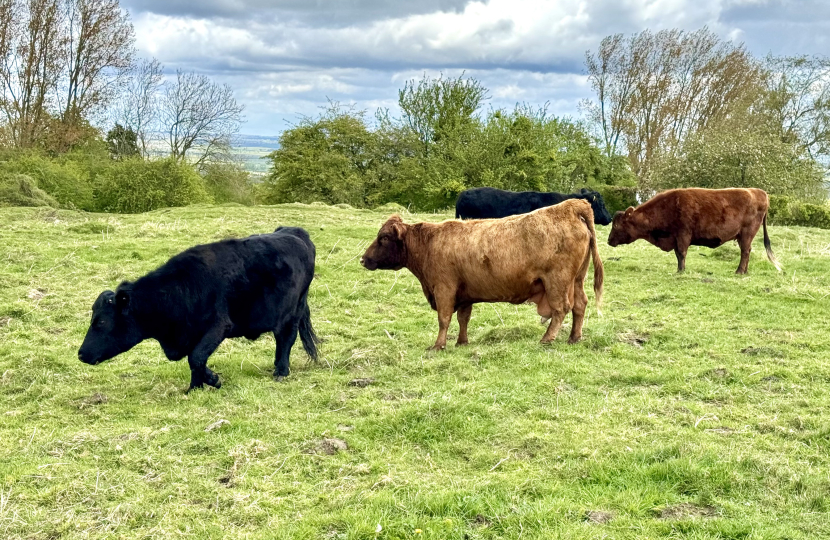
[78,226,319,391]
[455,187,613,225]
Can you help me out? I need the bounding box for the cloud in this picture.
[123,0,830,135]
[123,0,472,26]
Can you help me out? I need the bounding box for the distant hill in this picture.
[231,134,281,150]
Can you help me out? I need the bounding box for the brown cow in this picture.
[607,187,781,274]
[360,199,604,350]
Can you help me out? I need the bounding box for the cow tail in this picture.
[298,292,320,361]
[578,205,604,315]
[763,212,782,272]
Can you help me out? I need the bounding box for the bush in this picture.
[768,195,830,229]
[0,173,57,207]
[200,162,255,205]
[646,125,827,202]
[593,184,639,214]
[0,153,94,210]
[95,158,211,213]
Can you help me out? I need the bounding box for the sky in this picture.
[122,0,830,136]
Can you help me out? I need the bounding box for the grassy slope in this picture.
[0,204,829,540]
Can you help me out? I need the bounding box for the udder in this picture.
[525,282,552,318]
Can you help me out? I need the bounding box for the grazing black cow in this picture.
[78,226,319,391]
[455,187,613,225]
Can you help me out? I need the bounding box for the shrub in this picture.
[646,125,827,202]
[0,153,94,210]
[0,173,57,207]
[768,195,830,229]
[200,162,255,205]
[95,158,211,213]
[594,184,639,214]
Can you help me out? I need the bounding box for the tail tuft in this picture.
[762,213,782,272]
[577,202,604,314]
[298,293,320,361]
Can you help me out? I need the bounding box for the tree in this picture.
[60,0,134,124]
[262,103,376,206]
[0,0,65,148]
[105,122,137,160]
[763,55,830,166]
[584,28,764,180]
[113,57,162,157]
[398,73,488,155]
[0,0,135,150]
[647,117,826,202]
[160,69,244,166]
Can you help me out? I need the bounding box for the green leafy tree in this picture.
[647,120,826,202]
[262,104,376,206]
[398,73,488,154]
[105,123,139,160]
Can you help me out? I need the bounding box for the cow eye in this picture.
[97,319,106,327]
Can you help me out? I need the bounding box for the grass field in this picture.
[1,203,829,539]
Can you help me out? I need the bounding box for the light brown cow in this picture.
[607,187,781,274]
[360,199,604,350]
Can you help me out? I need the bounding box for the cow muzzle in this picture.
[78,349,101,365]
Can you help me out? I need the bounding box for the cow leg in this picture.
[187,324,229,391]
[540,279,569,344]
[674,238,689,272]
[273,320,300,381]
[736,234,752,274]
[456,305,472,346]
[568,281,589,345]
[430,292,455,350]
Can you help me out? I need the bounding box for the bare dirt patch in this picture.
[307,438,349,455]
[348,377,375,387]
[702,368,730,379]
[77,392,108,409]
[585,510,613,524]
[741,346,785,358]
[656,503,718,520]
[618,331,649,348]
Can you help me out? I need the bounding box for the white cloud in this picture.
[127,0,830,135]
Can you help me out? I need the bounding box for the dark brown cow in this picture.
[360,199,604,350]
[607,187,781,274]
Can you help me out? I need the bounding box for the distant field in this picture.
[145,134,278,177]
[0,204,829,539]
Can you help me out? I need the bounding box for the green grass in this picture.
[1,204,829,539]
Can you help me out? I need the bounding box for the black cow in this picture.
[455,187,613,225]
[78,226,319,391]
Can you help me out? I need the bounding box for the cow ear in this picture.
[624,206,634,217]
[115,290,130,311]
[391,222,406,239]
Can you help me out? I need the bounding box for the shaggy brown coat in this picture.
[360,199,604,350]
[607,187,781,274]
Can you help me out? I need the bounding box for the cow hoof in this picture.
[273,375,288,382]
[426,345,446,352]
[455,341,469,347]
[567,337,582,345]
[204,373,222,389]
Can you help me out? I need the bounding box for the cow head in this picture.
[579,188,613,226]
[361,215,408,271]
[607,207,636,247]
[78,288,144,365]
